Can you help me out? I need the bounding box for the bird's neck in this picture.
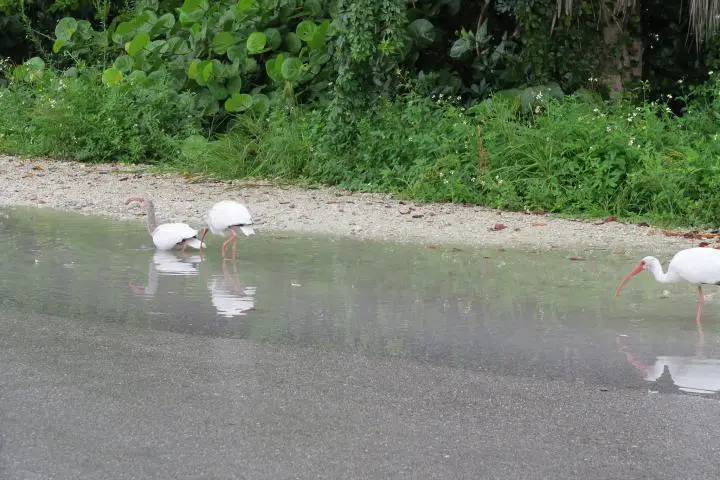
[648,262,678,284]
[145,200,158,234]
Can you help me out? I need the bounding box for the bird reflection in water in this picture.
[617,314,720,397]
[128,250,203,297]
[207,259,257,318]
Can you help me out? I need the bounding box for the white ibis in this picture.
[125,197,206,252]
[199,200,255,258]
[615,247,720,324]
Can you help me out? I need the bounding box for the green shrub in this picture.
[0,63,200,163]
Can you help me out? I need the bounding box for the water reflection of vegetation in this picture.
[2,206,720,371]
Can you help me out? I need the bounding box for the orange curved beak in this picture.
[615,262,645,297]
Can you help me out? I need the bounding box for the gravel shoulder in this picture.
[0,155,704,254]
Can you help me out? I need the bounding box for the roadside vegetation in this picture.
[1,0,720,227]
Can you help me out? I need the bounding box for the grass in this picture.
[2,65,720,229]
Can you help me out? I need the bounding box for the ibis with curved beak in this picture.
[199,200,255,258]
[125,197,206,252]
[615,247,720,324]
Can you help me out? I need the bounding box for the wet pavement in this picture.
[1,206,720,479]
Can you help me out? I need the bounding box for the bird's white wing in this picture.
[152,222,201,250]
[208,201,254,234]
[670,247,720,284]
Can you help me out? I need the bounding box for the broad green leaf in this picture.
[227,45,245,62]
[22,57,46,82]
[156,13,176,30]
[217,9,236,30]
[235,0,256,14]
[212,31,240,54]
[296,20,316,42]
[224,93,253,112]
[449,37,472,59]
[128,70,148,85]
[76,20,94,40]
[127,32,150,56]
[187,59,201,79]
[280,57,302,81]
[251,93,269,115]
[265,53,285,82]
[196,90,219,116]
[264,28,281,50]
[179,0,209,24]
[478,19,488,40]
[62,67,78,78]
[285,32,301,54]
[309,19,330,49]
[303,0,322,15]
[190,22,207,40]
[52,39,66,54]
[148,39,167,53]
[113,55,134,72]
[101,67,123,86]
[25,57,45,70]
[244,57,258,73]
[200,60,214,84]
[113,21,137,43]
[132,52,149,71]
[166,37,190,54]
[246,31,267,54]
[226,76,243,94]
[408,18,435,45]
[208,80,230,100]
[55,17,77,41]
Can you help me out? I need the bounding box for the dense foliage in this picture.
[1,0,720,227]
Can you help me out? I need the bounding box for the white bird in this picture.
[615,247,720,324]
[199,200,255,258]
[125,197,205,252]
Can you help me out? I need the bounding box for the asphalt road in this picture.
[2,308,720,480]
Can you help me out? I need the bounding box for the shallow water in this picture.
[2,205,719,397]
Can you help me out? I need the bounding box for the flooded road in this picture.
[1,206,720,479]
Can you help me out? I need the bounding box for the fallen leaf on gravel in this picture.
[118,176,129,181]
[663,230,720,240]
[31,165,44,171]
[594,216,616,225]
[532,223,546,227]
[490,223,507,231]
[21,172,34,179]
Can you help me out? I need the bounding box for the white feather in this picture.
[152,222,205,251]
[204,200,255,237]
[665,247,720,285]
